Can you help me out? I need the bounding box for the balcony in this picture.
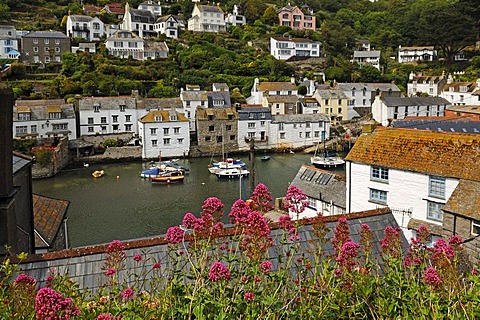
[244,136,268,144]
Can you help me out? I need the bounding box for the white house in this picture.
[372,96,450,126]
[269,113,330,150]
[0,25,20,60]
[270,37,321,61]
[352,50,381,70]
[76,95,146,136]
[105,30,144,60]
[187,4,226,33]
[237,106,272,151]
[440,76,480,106]
[247,78,298,105]
[180,85,207,132]
[14,99,77,140]
[122,2,157,38]
[66,15,105,42]
[290,164,346,219]
[300,97,321,114]
[137,0,162,17]
[263,95,299,115]
[407,72,447,97]
[335,82,402,119]
[154,15,179,38]
[226,5,246,27]
[345,127,480,241]
[138,110,190,159]
[398,45,437,64]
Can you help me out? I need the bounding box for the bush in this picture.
[103,139,117,148]
[34,148,53,167]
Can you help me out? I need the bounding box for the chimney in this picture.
[0,84,13,197]
[409,71,415,81]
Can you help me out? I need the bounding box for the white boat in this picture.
[310,141,345,168]
[208,158,247,173]
[215,168,250,179]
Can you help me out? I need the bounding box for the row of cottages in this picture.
[372,96,451,126]
[13,99,77,140]
[345,127,480,246]
[270,37,322,61]
[277,4,316,31]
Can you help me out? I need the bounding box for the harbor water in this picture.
[32,153,344,247]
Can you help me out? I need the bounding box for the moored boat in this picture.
[310,140,345,168]
[208,158,247,173]
[150,171,185,184]
[215,168,250,179]
[261,155,270,161]
[92,170,105,178]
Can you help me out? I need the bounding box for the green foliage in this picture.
[34,147,53,167]
[13,139,36,155]
[102,139,117,148]
[262,6,277,25]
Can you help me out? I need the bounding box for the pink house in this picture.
[277,4,315,31]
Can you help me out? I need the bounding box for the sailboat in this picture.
[207,126,246,174]
[310,140,345,168]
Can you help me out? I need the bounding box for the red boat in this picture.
[150,171,185,184]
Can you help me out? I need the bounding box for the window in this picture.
[151,140,158,147]
[371,166,389,182]
[226,125,232,131]
[55,47,60,53]
[279,123,284,131]
[88,126,94,132]
[248,132,255,138]
[205,136,211,142]
[299,132,302,138]
[209,125,214,132]
[33,39,38,44]
[260,121,265,127]
[112,115,118,123]
[125,115,131,122]
[427,201,444,222]
[217,136,223,143]
[306,132,310,138]
[230,135,236,141]
[44,47,50,52]
[314,131,319,137]
[31,125,37,133]
[163,128,169,135]
[178,138,184,144]
[163,138,170,145]
[113,124,119,131]
[280,132,285,139]
[94,105,100,112]
[151,128,157,135]
[306,196,317,210]
[472,220,480,236]
[52,123,68,130]
[248,122,255,129]
[33,47,38,52]
[306,122,311,128]
[125,124,132,131]
[370,189,387,204]
[173,127,180,134]
[429,176,445,199]
[87,117,94,124]
[15,126,28,135]
[18,113,31,121]
[101,117,107,124]
[44,39,49,44]
[49,112,62,119]
[120,105,126,112]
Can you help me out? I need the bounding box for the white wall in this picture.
[237,119,271,151]
[346,161,459,240]
[79,109,148,136]
[139,121,190,159]
[269,121,328,149]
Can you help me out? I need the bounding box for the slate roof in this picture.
[443,81,479,94]
[272,36,316,43]
[144,41,168,52]
[257,82,297,92]
[315,89,348,99]
[353,50,380,58]
[196,4,224,13]
[271,113,330,123]
[139,110,188,123]
[237,107,272,121]
[106,30,143,42]
[443,179,480,220]
[207,91,231,108]
[23,31,68,39]
[447,105,480,115]
[12,153,31,175]
[156,14,177,23]
[392,119,480,134]
[33,194,69,249]
[130,8,155,20]
[68,15,94,22]
[77,96,137,110]
[336,83,401,92]
[16,99,66,107]
[142,97,182,110]
[291,165,346,209]
[381,96,450,107]
[13,104,75,121]
[399,46,435,51]
[181,90,207,101]
[409,75,445,84]
[17,208,407,291]
[345,127,480,181]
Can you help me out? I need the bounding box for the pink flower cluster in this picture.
[244,292,255,301]
[201,197,224,221]
[165,226,184,244]
[121,287,135,300]
[97,313,121,320]
[104,240,126,273]
[13,274,36,287]
[332,218,351,256]
[249,183,274,213]
[278,215,293,230]
[336,241,360,270]
[35,287,81,319]
[105,268,116,277]
[208,262,231,282]
[380,226,402,258]
[181,211,223,240]
[133,254,142,262]
[424,267,442,287]
[229,199,251,224]
[260,261,273,274]
[284,185,308,215]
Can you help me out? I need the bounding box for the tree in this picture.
[262,6,277,26]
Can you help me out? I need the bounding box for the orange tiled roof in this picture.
[345,127,480,181]
[257,82,297,91]
[33,194,69,248]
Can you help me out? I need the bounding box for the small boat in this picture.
[215,168,250,179]
[310,140,345,168]
[208,158,247,174]
[92,170,105,178]
[261,155,270,161]
[140,166,164,178]
[150,171,185,184]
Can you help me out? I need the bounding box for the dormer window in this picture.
[460,86,468,92]
[154,115,162,122]
[260,113,265,118]
[170,115,177,121]
[249,113,254,119]
[49,112,62,119]
[18,113,31,121]
[208,115,214,120]
[119,105,126,112]
[94,104,100,112]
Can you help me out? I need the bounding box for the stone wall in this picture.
[32,138,70,179]
[442,211,479,267]
[82,146,142,163]
[79,133,135,146]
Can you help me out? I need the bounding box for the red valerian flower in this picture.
[133,254,142,262]
[121,287,135,300]
[165,226,184,244]
[244,292,255,301]
[260,261,273,274]
[35,287,81,318]
[208,261,231,282]
[424,267,442,287]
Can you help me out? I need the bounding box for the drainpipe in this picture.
[347,161,352,212]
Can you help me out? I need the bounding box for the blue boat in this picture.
[140,167,163,178]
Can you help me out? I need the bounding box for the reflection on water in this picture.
[33,153,344,247]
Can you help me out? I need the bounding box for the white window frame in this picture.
[371,166,389,182]
[369,189,387,204]
[429,176,445,199]
[427,201,444,222]
[472,220,480,236]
